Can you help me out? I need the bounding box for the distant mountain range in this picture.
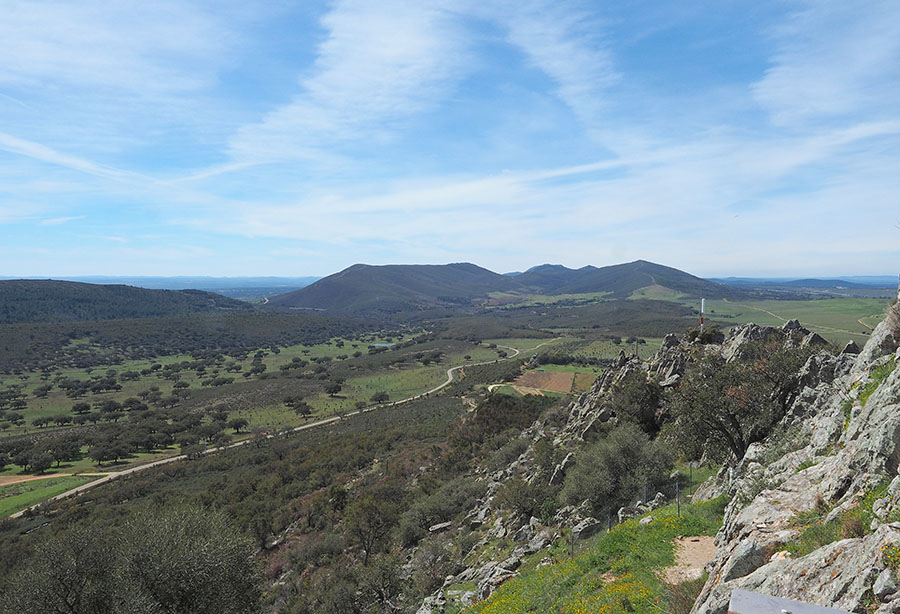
[0,276,321,299]
[0,280,253,323]
[267,260,743,316]
[5,264,891,323]
[711,276,897,289]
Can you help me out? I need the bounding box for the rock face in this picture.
[691,316,900,614]
[414,306,900,614]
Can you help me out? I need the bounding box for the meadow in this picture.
[0,475,97,517]
[463,497,728,614]
[703,297,891,344]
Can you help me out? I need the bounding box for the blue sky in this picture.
[1,0,898,277]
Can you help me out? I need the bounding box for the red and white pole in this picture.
[700,298,705,332]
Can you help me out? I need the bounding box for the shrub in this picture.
[0,506,261,614]
[494,477,559,521]
[487,436,529,471]
[840,516,865,539]
[398,477,486,547]
[562,423,673,514]
[605,370,662,434]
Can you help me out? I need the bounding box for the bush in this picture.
[684,325,724,344]
[605,370,662,434]
[487,436,529,471]
[561,423,673,514]
[494,477,559,521]
[841,516,865,539]
[398,477,486,547]
[0,506,261,614]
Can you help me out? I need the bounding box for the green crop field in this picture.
[702,297,891,344]
[0,475,97,517]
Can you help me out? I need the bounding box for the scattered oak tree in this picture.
[664,340,812,462]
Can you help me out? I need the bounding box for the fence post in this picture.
[676,480,680,518]
[570,521,575,558]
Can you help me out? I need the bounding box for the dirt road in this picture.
[9,338,561,518]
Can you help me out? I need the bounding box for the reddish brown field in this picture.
[514,370,575,393]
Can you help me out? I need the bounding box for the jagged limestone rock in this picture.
[549,452,574,486]
[801,331,829,349]
[694,526,900,614]
[874,568,899,601]
[842,340,861,354]
[721,324,782,362]
[571,518,602,541]
[692,316,900,614]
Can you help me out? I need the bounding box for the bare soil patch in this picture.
[511,385,544,396]
[662,536,716,584]
[0,473,67,487]
[515,371,574,393]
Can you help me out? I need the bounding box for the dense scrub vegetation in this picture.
[0,506,260,614]
[0,312,374,372]
[0,280,253,323]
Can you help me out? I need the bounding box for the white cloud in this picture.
[753,0,900,125]
[485,0,618,135]
[0,1,232,95]
[229,0,469,162]
[40,216,85,226]
[0,132,147,182]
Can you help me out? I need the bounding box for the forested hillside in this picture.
[0,280,252,323]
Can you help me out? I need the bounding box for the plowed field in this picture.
[514,370,574,393]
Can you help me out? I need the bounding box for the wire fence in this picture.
[566,470,704,557]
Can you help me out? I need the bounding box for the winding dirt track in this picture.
[10,338,560,519]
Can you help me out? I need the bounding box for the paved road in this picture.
[9,338,560,518]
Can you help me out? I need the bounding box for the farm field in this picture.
[0,475,97,517]
[514,370,576,394]
[702,297,891,344]
[510,362,601,396]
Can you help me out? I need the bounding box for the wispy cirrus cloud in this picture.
[0,132,148,182]
[0,0,232,95]
[228,0,470,163]
[40,216,85,226]
[1,1,898,277]
[484,0,618,136]
[752,0,900,125]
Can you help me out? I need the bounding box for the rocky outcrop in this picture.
[692,317,900,614]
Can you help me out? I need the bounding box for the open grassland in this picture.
[629,285,688,301]
[0,332,422,439]
[0,446,179,478]
[0,334,550,447]
[463,497,727,614]
[0,475,96,517]
[703,297,891,344]
[486,291,612,309]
